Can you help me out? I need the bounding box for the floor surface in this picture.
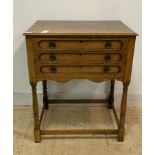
[13,101,141,155]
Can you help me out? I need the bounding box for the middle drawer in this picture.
[35,52,126,64]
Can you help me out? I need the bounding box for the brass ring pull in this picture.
[103,66,110,73]
[50,55,56,61]
[49,41,56,49]
[50,66,57,73]
[104,54,111,62]
[105,41,112,49]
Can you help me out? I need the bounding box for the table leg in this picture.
[109,80,115,109]
[118,83,128,142]
[30,83,41,143]
[42,80,49,110]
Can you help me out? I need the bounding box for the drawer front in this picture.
[35,64,125,77]
[32,38,128,50]
[35,52,126,64]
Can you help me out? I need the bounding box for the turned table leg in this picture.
[30,83,41,143]
[118,83,129,142]
[42,80,49,110]
[109,79,115,109]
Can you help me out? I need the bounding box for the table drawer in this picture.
[35,52,126,64]
[35,64,125,77]
[32,38,128,50]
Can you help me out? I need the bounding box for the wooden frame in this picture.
[30,79,128,143]
[24,21,137,143]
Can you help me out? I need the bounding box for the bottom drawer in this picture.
[35,64,125,77]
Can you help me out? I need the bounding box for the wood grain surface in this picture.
[24,21,137,36]
[24,21,137,142]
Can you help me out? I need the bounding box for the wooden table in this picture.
[24,21,137,143]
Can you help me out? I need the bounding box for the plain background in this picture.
[13,0,142,103]
[2,0,155,155]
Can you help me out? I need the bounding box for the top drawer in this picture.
[32,38,129,50]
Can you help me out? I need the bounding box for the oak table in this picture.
[24,21,137,143]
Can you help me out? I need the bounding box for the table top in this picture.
[24,20,137,36]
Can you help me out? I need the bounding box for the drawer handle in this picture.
[49,41,56,49]
[50,55,56,61]
[50,66,57,73]
[103,66,110,73]
[105,41,112,49]
[104,55,111,62]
